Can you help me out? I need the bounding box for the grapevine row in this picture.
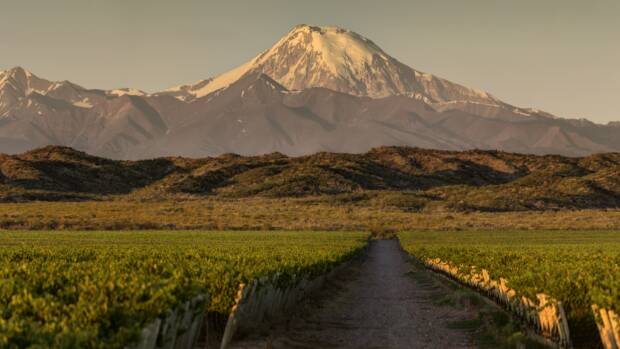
[0,231,368,348]
[399,230,620,348]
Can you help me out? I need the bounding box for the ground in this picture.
[1,198,620,231]
[230,240,539,349]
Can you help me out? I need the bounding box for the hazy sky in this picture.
[2,0,619,123]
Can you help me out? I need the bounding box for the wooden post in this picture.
[423,258,572,348]
[592,305,620,349]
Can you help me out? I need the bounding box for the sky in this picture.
[1,0,619,123]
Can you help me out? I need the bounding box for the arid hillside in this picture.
[1,145,620,212]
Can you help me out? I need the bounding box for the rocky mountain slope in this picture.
[0,25,618,158]
[2,145,620,211]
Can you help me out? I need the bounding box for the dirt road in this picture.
[231,240,478,349]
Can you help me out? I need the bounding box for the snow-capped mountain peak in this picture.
[256,25,390,84]
[0,66,54,96]
[1,26,618,159]
[160,24,500,106]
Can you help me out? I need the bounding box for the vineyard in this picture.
[3,229,619,348]
[400,230,620,348]
[0,231,368,348]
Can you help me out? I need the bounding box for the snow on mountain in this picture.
[0,66,53,96]
[107,88,147,97]
[162,25,502,109]
[0,67,148,104]
[1,25,618,159]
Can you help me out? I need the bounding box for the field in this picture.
[2,198,620,231]
[0,231,368,348]
[400,230,620,347]
[2,227,620,348]
[2,229,619,348]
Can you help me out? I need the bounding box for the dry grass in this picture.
[1,197,620,231]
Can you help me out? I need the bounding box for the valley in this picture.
[1,14,619,349]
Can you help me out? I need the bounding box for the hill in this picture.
[2,145,620,212]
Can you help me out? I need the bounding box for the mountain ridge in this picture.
[0,25,618,159]
[1,145,620,213]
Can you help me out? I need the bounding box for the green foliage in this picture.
[400,230,620,347]
[0,231,367,348]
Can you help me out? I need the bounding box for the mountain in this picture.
[2,145,620,213]
[138,72,619,158]
[0,67,170,158]
[0,25,619,159]
[162,25,497,102]
[158,25,548,120]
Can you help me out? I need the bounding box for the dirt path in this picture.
[231,240,478,349]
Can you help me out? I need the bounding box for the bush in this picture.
[370,226,397,240]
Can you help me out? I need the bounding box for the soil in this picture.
[230,240,479,349]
